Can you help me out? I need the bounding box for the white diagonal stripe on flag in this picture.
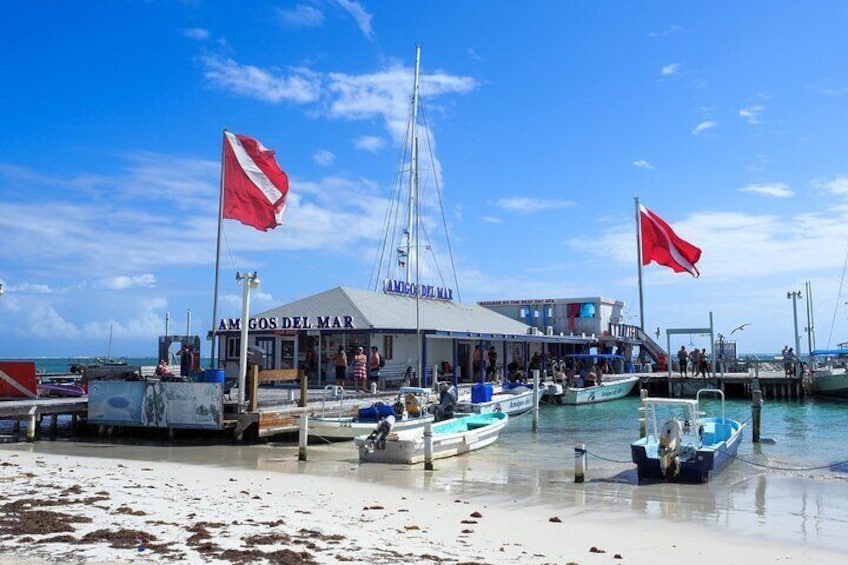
[224,131,284,205]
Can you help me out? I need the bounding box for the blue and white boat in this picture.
[355,411,508,464]
[808,348,848,399]
[630,389,745,483]
[455,382,537,416]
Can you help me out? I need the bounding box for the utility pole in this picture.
[787,290,802,360]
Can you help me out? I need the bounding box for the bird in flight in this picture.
[730,323,751,335]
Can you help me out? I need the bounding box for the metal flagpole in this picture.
[210,129,227,368]
[634,196,645,331]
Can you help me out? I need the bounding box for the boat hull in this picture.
[559,376,639,405]
[356,412,508,464]
[455,388,536,416]
[631,417,745,483]
[813,373,848,399]
[309,414,434,441]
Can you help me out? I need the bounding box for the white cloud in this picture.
[494,197,575,214]
[691,120,717,135]
[661,63,679,76]
[201,56,321,103]
[97,274,158,290]
[633,159,654,169]
[183,28,210,41]
[739,105,764,125]
[481,216,502,224]
[740,183,793,198]
[747,154,771,173]
[313,149,336,166]
[649,24,683,40]
[354,136,385,152]
[812,175,848,195]
[276,5,325,27]
[467,48,485,62]
[335,0,374,39]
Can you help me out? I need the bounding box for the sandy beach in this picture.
[0,445,844,565]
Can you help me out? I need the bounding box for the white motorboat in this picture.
[808,349,848,399]
[309,386,436,441]
[355,411,509,464]
[455,382,538,416]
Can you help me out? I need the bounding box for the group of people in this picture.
[334,345,384,393]
[782,345,798,378]
[677,345,712,378]
[472,345,499,379]
[155,343,194,381]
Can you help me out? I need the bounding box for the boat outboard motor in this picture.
[363,415,395,452]
[658,418,683,479]
[428,385,458,422]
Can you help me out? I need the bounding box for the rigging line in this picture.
[370,111,413,290]
[826,241,848,349]
[417,202,449,289]
[419,98,462,303]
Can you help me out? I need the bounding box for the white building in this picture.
[213,285,600,386]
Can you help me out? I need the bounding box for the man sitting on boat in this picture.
[155,359,174,378]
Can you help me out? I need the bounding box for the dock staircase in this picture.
[634,326,667,368]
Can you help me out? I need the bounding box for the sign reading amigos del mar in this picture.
[383,279,454,300]
[218,315,355,331]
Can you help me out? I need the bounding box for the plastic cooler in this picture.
[203,369,225,384]
[471,383,493,403]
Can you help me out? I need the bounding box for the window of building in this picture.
[382,335,394,361]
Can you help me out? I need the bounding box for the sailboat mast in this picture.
[405,46,422,286]
[411,45,423,383]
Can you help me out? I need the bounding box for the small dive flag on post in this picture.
[222,131,289,231]
[639,204,702,277]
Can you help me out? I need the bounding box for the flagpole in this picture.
[634,196,645,332]
[210,129,227,368]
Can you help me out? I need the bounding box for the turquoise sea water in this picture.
[25,357,204,373]
[2,392,848,551]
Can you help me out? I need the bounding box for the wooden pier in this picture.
[0,397,88,441]
[639,371,807,400]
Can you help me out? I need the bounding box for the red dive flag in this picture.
[639,204,702,277]
[222,131,289,231]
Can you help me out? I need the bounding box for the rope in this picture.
[576,446,848,472]
[720,449,848,472]
[578,448,631,464]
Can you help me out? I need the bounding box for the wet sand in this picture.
[1,442,846,564]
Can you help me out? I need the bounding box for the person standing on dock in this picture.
[334,345,347,387]
[678,346,688,377]
[178,343,193,378]
[352,346,368,393]
[785,347,797,378]
[698,348,712,378]
[689,348,699,377]
[369,346,382,390]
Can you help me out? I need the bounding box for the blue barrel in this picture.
[203,369,225,383]
[471,383,493,403]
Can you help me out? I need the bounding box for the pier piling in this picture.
[752,390,762,443]
[298,414,308,461]
[26,406,38,442]
[532,370,540,432]
[424,423,434,471]
[574,443,586,483]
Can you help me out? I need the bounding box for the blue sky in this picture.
[2,1,848,358]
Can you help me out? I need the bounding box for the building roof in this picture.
[255,286,536,336]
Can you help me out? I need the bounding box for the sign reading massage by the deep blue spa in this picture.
[383,279,454,301]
